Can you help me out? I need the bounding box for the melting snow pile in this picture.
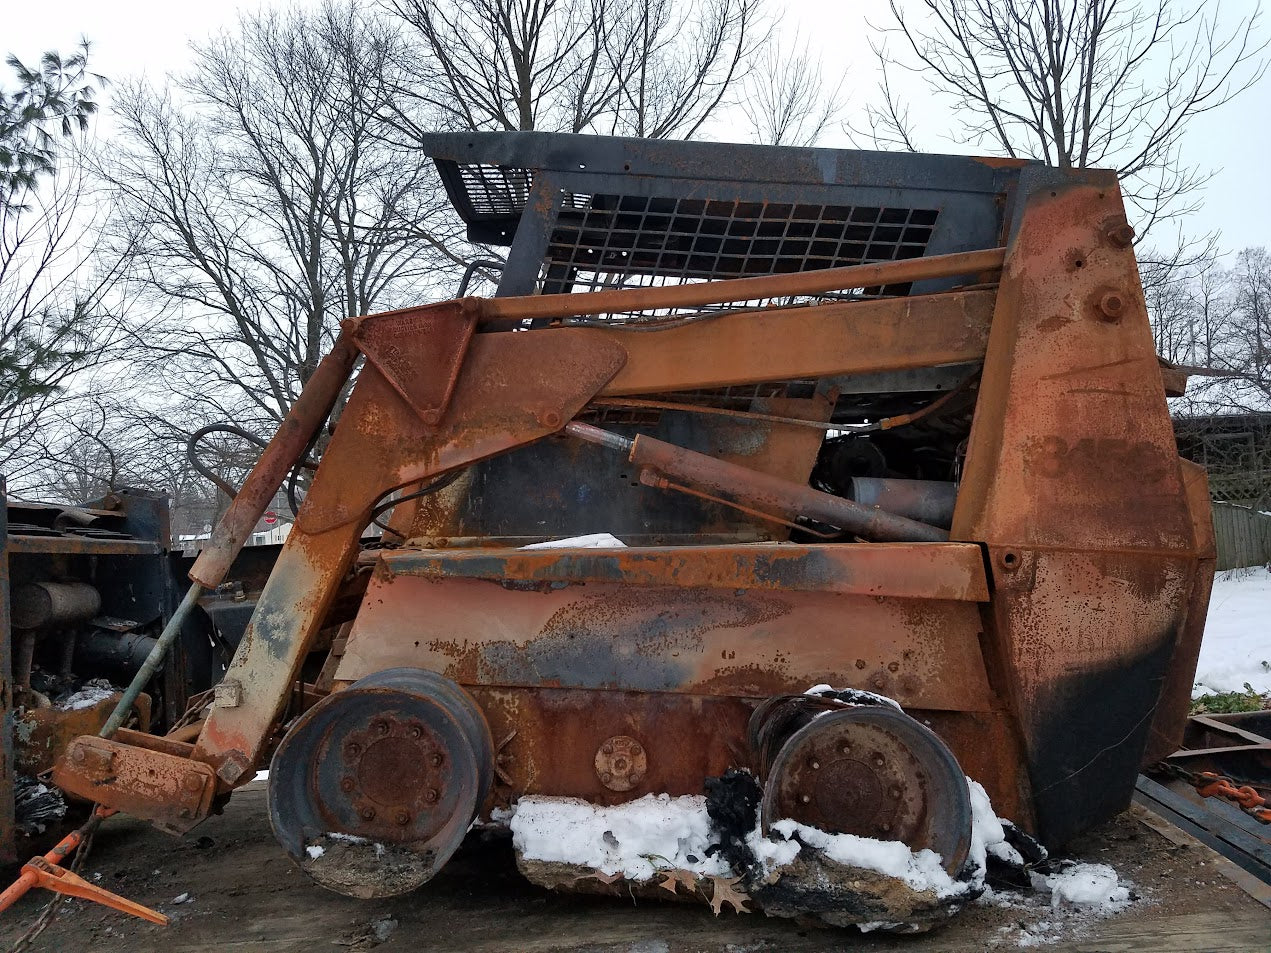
[511,794,730,880]
[1194,566,1271,696]
[1030,862,1131,914]
[508,776,1134,924]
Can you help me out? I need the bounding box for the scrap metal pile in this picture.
[7,133,1223,928]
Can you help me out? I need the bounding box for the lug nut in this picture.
[1099,292,1126,321]
[396,811,411,826]
[360,807,376,821]
[71,747,86,764]
[630,743,642,756]
[341,777,356,793]
[872,754,885,767]
[431,752,444,767]
[410,726,422,739]
[425,788,439,804]
[347,743,362,757]
[374,720,390,736]
[602,743,614,755]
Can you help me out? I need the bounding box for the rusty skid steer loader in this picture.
[47,133,1214,929]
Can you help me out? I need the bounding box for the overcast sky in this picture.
[8,0,1269,256]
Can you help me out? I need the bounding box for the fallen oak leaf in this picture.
[708,875,751,915]
[656,869,699,895]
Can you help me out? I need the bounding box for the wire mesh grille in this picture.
[539,194,939,321]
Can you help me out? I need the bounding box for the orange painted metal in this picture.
[336,558,994,713]
[951,179,1210,845]
[45,172,1211,863]
[51,734,217,834]
[592,290,995,397]
[479,247,1005,322]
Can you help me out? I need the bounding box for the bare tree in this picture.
[854,1,1266,240]
[104,0,461,436]
[740,33,844,146]
[385,0,764,138]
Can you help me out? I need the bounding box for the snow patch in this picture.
[767,818,963,896]
[521,533,626,549]
[510,794,730,881]
[305,845,325,859]
[1030,863,1132,914]
[1195,566,1271,696]
[58,686,115,711]
[803,684,904,710]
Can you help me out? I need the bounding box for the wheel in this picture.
[755,700,971,874]
[267,667,493,898]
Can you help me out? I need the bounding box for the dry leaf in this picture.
[656,869,699,895]
[708,875,751,915]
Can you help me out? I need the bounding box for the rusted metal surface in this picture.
[847,479,958,528]
[592,291,995,397]
[349,300,478,427]
[15,692,151,776]
[337,565,994,713]
[190,331,628,787]
[594,735,647,792]
[376,542,989,601]
[11,581,100,630]
[1143,458,1217,765]
[0,481,14,864]
[566,424,948,542]
[51,734,216,834]
[753,700,971,874]
[189,329,361,589]
[951,180,1207,846]
[479,247,1006,323]
[268,669,492,898]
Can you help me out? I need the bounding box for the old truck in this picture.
[41,132,1214,926]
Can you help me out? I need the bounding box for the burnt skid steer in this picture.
[45,133,1213,929]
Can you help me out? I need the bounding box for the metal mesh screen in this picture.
[539,194,939,321]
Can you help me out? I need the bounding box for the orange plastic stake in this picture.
[0,806,166,925]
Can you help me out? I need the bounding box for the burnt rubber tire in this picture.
[759,704,972,875]
[268,667,493,898]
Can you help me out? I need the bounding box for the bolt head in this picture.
[360,807,376,821]
[395,811,411,826]
[630,743,642,756]
[879,822,892,834]
[808,759,821,771]
[872,754,885,767]
[409,726,422,739]
[431,752,444,767]
[341,777,356,793]
[425,788,439,804]
[374,720,390,736]
[1099,292,1126,320]
[602,743,614,755]
[183,775,203,793]
[839,743,852,755]
[800,794,811,804]
[601,772,612,784]
[71,747,86,764]
[347,742,362,757]
[1106,222,1135,247]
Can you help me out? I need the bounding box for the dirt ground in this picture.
[2,781,1267,953]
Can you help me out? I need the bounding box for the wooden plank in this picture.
[1131,802,1271,910]
[1053,911,1271,952]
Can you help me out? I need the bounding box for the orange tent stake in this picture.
[0,807,168,925]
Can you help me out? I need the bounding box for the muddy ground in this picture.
[1,781,1267,952]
